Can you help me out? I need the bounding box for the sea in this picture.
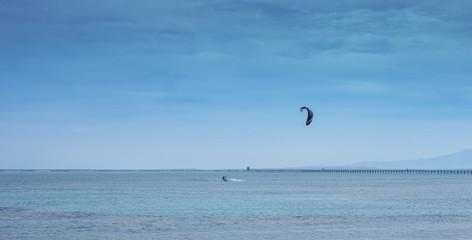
[1,170,471,240]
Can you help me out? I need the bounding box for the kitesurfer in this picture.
[222,176,227,182]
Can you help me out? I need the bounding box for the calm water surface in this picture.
[1,170,471,239]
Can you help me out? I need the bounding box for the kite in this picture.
[300,107,313,126]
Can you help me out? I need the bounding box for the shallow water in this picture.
[1,170,471,239]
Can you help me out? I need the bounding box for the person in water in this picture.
[222,176,227,181]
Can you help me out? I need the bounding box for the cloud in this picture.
[2,0,471,59]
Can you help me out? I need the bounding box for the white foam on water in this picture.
[228,178,244,182]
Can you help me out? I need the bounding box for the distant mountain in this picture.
[349,149,472,169]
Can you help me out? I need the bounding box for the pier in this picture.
[250,169,472,174]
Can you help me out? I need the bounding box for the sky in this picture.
[1,0,471,169]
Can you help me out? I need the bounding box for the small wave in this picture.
[0,206,28,213]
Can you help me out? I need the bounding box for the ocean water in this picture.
[1,170,471,239]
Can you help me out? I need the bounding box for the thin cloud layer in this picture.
[2,0,471,56]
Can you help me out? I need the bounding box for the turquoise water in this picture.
[1,170,471,239]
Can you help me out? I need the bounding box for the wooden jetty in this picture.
[250,169,472,174]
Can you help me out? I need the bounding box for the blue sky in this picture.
[1,0,471,169]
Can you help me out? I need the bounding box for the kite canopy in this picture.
[300,107,313,126]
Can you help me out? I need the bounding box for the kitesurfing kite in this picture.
[300,107,313,126]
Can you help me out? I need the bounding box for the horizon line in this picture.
[2,167,472,171]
